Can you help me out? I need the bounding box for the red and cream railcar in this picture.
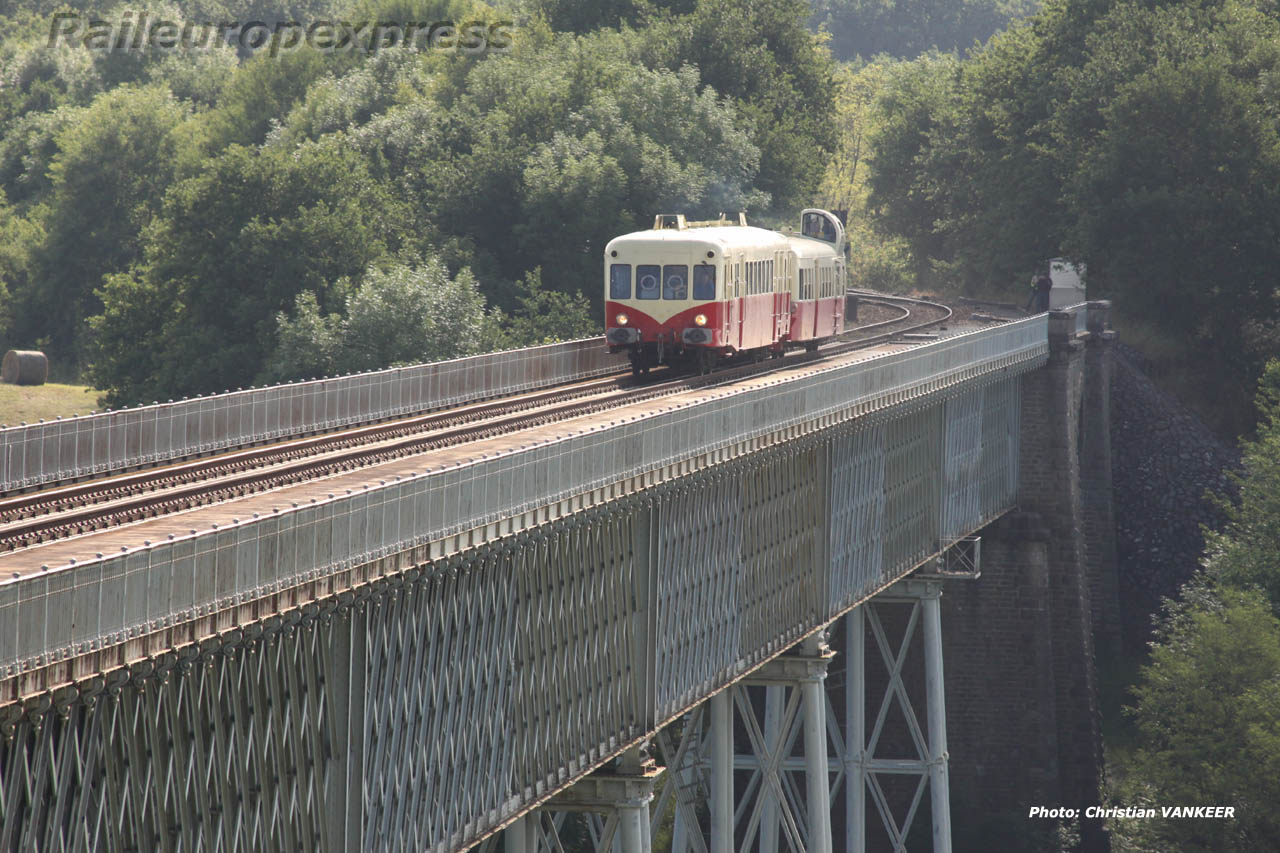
[604,209,846,373]
[786,210,847,350]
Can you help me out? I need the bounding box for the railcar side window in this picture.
[693,265,716,300]
[610,264,631,299]
[637,265,660,300]
[663,265,688,299]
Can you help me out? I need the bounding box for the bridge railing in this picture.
[0,316,1049,686]
[0,338,624,494]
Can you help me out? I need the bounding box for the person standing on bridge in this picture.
[1025,268,1052,313]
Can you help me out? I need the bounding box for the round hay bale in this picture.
[2,350,48,386]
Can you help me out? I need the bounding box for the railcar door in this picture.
[775,250,788,340]
[732,254,744,349]
[814,262,824,338]
[833,260,845,334]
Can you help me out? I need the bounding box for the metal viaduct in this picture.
[0,301,1117,853]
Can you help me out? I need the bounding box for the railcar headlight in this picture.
[616,313,629,326]
[694,314,708,327]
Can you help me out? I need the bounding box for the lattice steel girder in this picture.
[0,600,361,853]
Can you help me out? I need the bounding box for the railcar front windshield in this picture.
[637,265,660,299]
[609,264,631,299]
[693,265,716,300]
[663,265,688,299]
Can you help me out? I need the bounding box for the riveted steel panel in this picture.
[980,378,1020,522]
[940,389,984,543]
[361,509,644,851]
[653,479,744,718]
[881,407,942,577]
[828,422,889,613]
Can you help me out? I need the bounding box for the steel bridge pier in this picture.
[498,576,958,853]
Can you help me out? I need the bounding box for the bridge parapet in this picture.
[0,338,624,493]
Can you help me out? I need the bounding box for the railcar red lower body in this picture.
[605,294,791,374]
[788,296,845,343]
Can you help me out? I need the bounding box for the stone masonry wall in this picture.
[941,313,1110,853]
[1110,344,1237,651]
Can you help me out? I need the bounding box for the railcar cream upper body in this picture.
[605,225,788,325]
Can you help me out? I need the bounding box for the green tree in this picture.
[196,47,335,153]
[0,106,86,211]
[818,59,916,292]
[640,0,837,212]
[264,290,346,382]
[1120,587,1280,852]
[90,138,407,402]
[341,260,496,368]
[1205,361,1280,610]
[0,199,43,351]
[352,26,766,302]
[865,51,966,288]
[19,84,188,367]
[865,0,1280,404]
[264,260,500,383]
[811,0,1042,61]
[499,268,596,346]
[524,0,696,33]
[1067,53,1280,376]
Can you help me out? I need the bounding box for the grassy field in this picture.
[0,382,102,426]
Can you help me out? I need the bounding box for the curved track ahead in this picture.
[0,291,956,552]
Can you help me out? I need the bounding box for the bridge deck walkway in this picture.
[0,341,910,580]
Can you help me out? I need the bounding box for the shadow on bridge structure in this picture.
[0,303,1117,852]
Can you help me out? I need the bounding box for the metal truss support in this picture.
[650,634,839,853]
[710,692,733,853]
[847,607,867,853]
[737,633,835,853]
[799,636,834,853]
[504,816,535,853]
[922,590,953,849]
[759,686,784,852]
[845,579,952,853]
[538,745,663,853]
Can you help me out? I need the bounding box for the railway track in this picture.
[0,292,955,553]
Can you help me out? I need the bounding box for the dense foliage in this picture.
[0,0,834,402]
[861,0,1280,420]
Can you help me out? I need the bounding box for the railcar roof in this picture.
[784,234,842,260]
[607,225,789,253]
